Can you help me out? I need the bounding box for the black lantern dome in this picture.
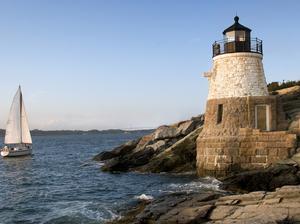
[223,16,251,35]
[212,16,262,57]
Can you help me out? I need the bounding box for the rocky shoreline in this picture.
[93,115,204,174]
[94,86,300,223]
[104,154,300,224]
[108,185,300,224]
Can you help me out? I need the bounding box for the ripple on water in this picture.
[0,133,221,224]
[42,201,119,224]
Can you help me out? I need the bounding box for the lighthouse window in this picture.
[225,31,235,42]
[235,31,246,41]
[217,104,223,124]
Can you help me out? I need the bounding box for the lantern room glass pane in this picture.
[225,31,235,41]
[235,30,246,41]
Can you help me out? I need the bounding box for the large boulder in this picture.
[136,127,203,173]
[135,133,155,151]
[152,115,204,141]
[221,162,300,192]
[93,139,139,161]
[108,186,300,224]
[207,185,300,224]
[276,85,300,134]
[135,192,220,224]
[153,125,178,140]
[101,147,156,172]
[145,140,167,152]
[176,120,198,136]
[96,114,204,173]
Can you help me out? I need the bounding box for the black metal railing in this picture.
[212,38,263,57]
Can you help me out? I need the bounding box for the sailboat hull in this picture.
[1,146,32,157]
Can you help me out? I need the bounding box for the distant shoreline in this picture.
[0,129,154,136]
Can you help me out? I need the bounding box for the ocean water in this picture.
[0,132,221,224]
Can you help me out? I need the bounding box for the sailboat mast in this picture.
[20,87,23,144]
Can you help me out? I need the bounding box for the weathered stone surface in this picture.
[144,140,166,152]
[135,127,202,173]
[96,115,204,173]
[176,205,213,223]
[276,85,300,134]
[101,147,155,172]
[197,122,297,177]
[205,53,268,99]
[197,83,300,177]
[221,163,300,192]
[135,192,220,224]
[292,151,300,165]
[135,133,154,149]
[108,185,300,224]
[93,139,139,161]
[153,125,178,140]
[209,205,238,220]
[176,119,201,136]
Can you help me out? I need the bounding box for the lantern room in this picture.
[213,16,263,57]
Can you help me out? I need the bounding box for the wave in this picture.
[42,201,119,224]
[134,194,154,201]
[162,176,222,194]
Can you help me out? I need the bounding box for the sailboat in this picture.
[1,86,32,157]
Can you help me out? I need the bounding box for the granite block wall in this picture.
[197,128,297,176]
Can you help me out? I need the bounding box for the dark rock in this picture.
[108,186,300,224]
[108,191,222,224]
[222,164,300,192]
[101,147,155,172]
[135,127,202,173]
[96,115,204,173]
[135,192,221,224]
[277,85,300,133]
[135,133,155,150]
[93,151,115,161]
[153,125,178,140]
[152,115,204,141]
[144,140,167,152]
[93,139,139,161]
[101,158,122,172]
[106,201,149,224]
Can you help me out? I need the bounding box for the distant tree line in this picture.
[267,80,300,92]
[0,129,154,136]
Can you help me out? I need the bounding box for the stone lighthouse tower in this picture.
[207,16,268,101]
[196,17,297,176]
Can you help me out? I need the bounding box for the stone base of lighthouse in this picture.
[196,96,297,177]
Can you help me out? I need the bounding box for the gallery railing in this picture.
[212,38,263,57]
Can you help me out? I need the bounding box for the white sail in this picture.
[4,87,21,144]
[4,87,32,144]
[21,96,32,144]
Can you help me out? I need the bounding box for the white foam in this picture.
[162,177,222,193]
[42,201,119,223]
[135,194,154,201]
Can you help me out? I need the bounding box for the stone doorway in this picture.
[255,105,270,131]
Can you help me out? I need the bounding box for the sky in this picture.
[0,0,299,130]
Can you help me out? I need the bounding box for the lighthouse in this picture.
[207,16,268,101]
[196,17,297,176]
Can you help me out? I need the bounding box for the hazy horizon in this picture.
[1,1,299,130]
